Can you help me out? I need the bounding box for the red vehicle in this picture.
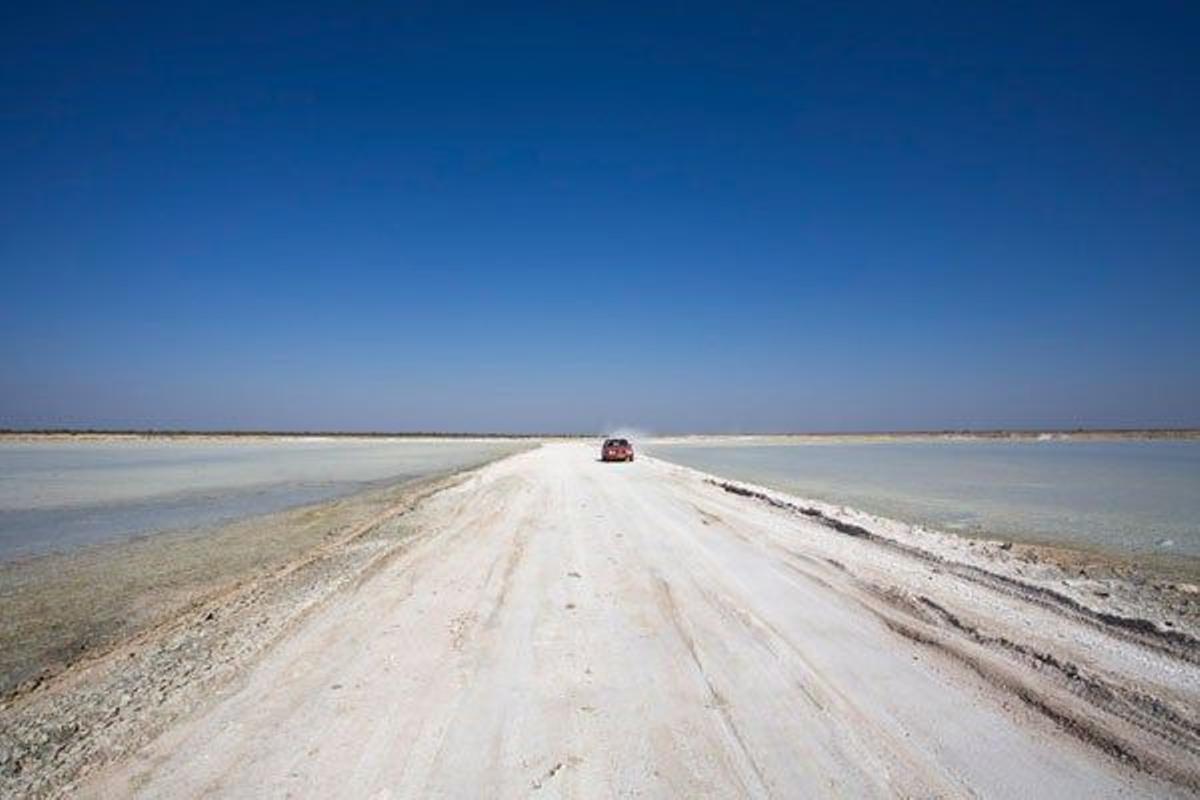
[601,438,634,462]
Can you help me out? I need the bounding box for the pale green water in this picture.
[0,439,526,559]
[647,440,1200,559]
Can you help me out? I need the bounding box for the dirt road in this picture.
[83,443,1198,798]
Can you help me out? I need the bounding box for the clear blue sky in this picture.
[2,2,1198,433]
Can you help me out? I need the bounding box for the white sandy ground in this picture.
[80,443,1199,798]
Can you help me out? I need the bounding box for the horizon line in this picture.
[3,427,1199,439]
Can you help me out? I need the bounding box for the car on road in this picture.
[601,438,634,462]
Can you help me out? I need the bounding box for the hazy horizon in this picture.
[3,425,1198,438]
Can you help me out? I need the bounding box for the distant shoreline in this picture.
[648,429,1200,445]
[2,427,1198,443]
[0,430,573,443]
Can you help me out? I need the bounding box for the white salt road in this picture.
[85,443,1197,798]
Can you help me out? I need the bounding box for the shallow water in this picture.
[0,439,525,559]
[647,440,1200,558]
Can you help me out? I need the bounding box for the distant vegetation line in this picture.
[1,427,1197,439]
[0,428,589,439]
[755,428,1200,438]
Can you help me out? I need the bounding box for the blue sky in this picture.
[2,2,1198,433]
